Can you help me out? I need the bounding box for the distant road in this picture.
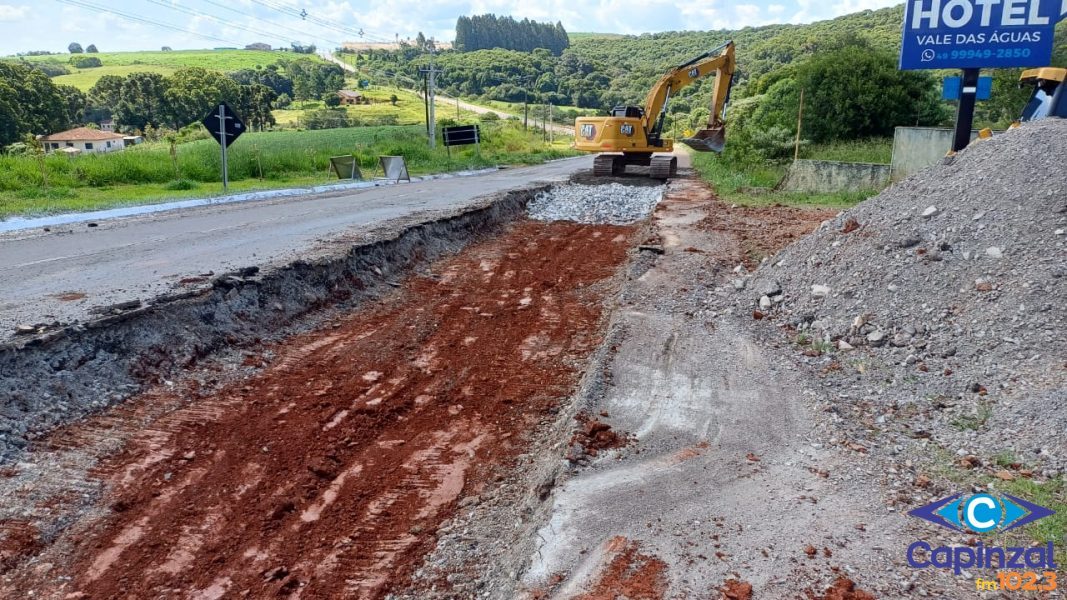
[0,157,592,337]
[322,53,574,136]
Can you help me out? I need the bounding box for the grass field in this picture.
[17,49,321,91]
[689,136,895,208]
[0,123,577,217]
[274,86,483,128]
[689,153,873,209]
[807,137,893,164]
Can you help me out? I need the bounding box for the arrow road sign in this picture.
[201,103,245,148]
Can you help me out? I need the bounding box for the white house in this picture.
[40,127,127,154]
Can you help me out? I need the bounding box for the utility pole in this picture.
[419,38,442,149]
[794,88,805,161]
[549,102,554,144]
[422,71,430,140]
[521,76,529,131]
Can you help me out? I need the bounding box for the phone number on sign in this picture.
[949,48,1033,60]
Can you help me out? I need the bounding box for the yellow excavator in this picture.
[1018,67,1066,121]
[574,41,736,179]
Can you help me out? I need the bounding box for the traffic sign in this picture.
[201,103,245,190]
[201,102,245,148]
[900,0,1065,70]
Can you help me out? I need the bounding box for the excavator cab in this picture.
[1019,67,1066,122]
[611,106,645,118]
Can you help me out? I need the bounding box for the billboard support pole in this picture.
[951,68,980,153]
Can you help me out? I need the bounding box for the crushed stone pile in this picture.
[743,118,1066,476]
[528,183,663,225]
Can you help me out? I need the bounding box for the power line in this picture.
[242,0,394,44]
[142,0,335,49]
[193,0,347,48]
[53,0,238,46]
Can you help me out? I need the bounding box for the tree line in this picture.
[455,15,569,55]
[0,58,346,147]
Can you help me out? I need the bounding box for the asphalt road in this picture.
[0,157,592,336]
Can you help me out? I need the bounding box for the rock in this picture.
[1055,229,1065,236]
[921,206,940,218]
[975,279,994,292]
[811,285,831,298]
[972,211,986,221]
[759,280,782,297]
[759,295,772,311]
[891,333,912,347]
[867,330,887,346]
[837,340,854,351]
[985,247,1003,259]
[733,279,747,291]
[995,470,1016,481]
[14,325,36,335]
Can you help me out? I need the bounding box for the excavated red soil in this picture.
[809,576,877,600]
[720,578,754,600]
[567,412,631,462]
[574,536,668,600]
[700,202,836,269]
[0,521,42,572]
[3,219,637,599]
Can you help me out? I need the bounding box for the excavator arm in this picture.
[642,41,736,151]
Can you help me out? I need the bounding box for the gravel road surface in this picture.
[0,157,592,337]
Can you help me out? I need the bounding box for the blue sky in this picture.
[0,0,902,55]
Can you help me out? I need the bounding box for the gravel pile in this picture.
[528,183,664,225]
[742,118,1067,477]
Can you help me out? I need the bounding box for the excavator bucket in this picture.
[679,126,726,153]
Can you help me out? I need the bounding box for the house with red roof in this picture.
[40,127,127,154]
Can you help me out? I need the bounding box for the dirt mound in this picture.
[745,119,1067,476]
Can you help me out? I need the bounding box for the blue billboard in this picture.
[900,0,1066,70]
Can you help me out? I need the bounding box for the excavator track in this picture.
[649,156,677,180]
[593,155,622,177]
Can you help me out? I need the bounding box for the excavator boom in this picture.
[643,41,736,152]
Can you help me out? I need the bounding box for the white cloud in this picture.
[0,4,27,22]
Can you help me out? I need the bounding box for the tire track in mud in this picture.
[2,219,638,599]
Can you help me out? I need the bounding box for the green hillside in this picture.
[17,49,323,91]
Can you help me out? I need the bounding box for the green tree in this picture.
[0,62,71,145]
[323,93,342,107]
[72,56,102,68]
[780,40,944,142]
[238,83,277,131]
[56,84,88,125]
[86,44,98,53]
[115,72,170,131]
[68,42,83,54]
[164,67,239,128]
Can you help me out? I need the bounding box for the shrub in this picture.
[71,56,103,69]
[163,178,198,191]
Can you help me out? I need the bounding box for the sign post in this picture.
[201,103,246,190]
[899,0,1066,152]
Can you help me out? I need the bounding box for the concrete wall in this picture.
[891,127,982,180]
[775,159,890,194]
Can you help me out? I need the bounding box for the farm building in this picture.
[337,90,369,105]
[40,127,126,154]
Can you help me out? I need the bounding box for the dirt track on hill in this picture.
[1,219,636,599]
